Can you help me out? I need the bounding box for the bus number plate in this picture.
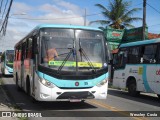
[70,99,81,102]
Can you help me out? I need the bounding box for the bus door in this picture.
[31,35,38,95]
[20,42,26,88]
[142,45,157,93]
[1,53,5,73]
[113,49,127,88]
[155,44,160,94]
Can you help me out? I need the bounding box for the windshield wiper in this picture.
[57,39,75,74]
[57,48,75,74]
[79,39,96,73]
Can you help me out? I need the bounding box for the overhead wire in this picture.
[0,0,13,35]
[1,0,9,19]
[146,2,160,15]
[0,0,4,14]
[146,2,160,33]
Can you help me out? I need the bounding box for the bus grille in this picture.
[57,91,94,99]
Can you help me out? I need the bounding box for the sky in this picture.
[0,0,160,51]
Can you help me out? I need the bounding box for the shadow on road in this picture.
[0,74,13,78]
[108,89,160,107]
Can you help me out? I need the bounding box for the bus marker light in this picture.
[70,99,81,102]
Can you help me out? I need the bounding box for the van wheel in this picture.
[128,80,139,96]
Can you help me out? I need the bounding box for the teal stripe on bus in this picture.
[37,71,108,88]
[115,64,154,92]
[35,24,102,31]
[142,65,153,92]
[120,38,160,48]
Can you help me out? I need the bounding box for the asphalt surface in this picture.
[1,76,160,120]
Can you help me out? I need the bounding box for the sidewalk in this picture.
[0,75,17,120]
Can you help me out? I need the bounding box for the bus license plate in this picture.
[70,99,81,102]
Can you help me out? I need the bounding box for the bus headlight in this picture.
[96,79,108,87]
[39,78,55,88]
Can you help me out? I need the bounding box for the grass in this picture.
[0,77,28,120]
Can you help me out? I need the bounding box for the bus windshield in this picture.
[77,30,105,71]
[40,28,106,73]
[6,50,14,68]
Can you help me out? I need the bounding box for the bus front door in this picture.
[20,43,25,89]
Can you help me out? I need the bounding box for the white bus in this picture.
[113,38,160,98]
[13,24,110,102]
[1,50,14,76]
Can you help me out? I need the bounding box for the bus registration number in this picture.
[70,99,81,102]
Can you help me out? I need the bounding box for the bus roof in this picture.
[120,38,160,48]
[35,24,102,31]
[3,50,14,53]
[15,24,103,48]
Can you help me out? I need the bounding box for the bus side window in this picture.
[18,47,22,61]
[143,45,157,64]
[128,47,141,64]
[32,35,38,58]
[114,48,128,69]
[157,44,160,63]
[27,38,32,59]
[21,42,26,61]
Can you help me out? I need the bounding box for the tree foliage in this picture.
[90,0,142,29]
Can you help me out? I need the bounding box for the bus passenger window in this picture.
[143,45,157,63]
[128,47,141,64]
[157,45,160,63]
[114,49,128,69]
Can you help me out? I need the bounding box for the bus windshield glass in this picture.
[6,50,14,68]
[40,28,106,72]
[77,30,105,71]
[41,29,75,71]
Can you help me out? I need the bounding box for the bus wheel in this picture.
[26,77,38,103]
[31,97,39,104]
[157,94,160,99]
[16,74,21,91]
[128,80,139,96]
[26,78,30,96]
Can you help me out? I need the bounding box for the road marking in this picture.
[87,100,149,120]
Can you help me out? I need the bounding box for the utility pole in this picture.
[84,8,86,26]
[142,0,146,40]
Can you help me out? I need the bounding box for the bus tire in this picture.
[26,77,30,96]
[31,97,39,104]
[16,74,21,91]
[157,94,160,99]
[128,79,139,96]
[26,77,38,103]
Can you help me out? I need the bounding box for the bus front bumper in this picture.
[34,80,108,101]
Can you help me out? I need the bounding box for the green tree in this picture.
[90,0,142,29]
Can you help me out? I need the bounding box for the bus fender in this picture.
[126,76,136,88]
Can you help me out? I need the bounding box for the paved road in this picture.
[1,76,160,120]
